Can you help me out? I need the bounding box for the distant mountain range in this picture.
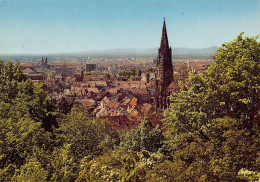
[0,46,219,59]
[73,46,219,58]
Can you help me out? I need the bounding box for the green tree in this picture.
[206,33,260,123]
[0,61,58,131]
[0,61,57,180]
[49,144,78,182]
[120,153,146,182]
[0,117,53,181]
[56,106,119,161]
[0,61,26,103]
[163,33,260,181]
[238,168,260,182]
[120,119,164,152]
[11,158,49,182]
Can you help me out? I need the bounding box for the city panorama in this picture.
[0,0,259,181]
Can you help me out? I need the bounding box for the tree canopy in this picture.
[0,33,259,181]
[163,33,260,181]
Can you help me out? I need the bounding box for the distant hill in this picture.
[0,46,219,60]
[173,46,218,56]
[74,46,218,58]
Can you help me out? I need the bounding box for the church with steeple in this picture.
[155,18,174,112]
[35,57,50,70]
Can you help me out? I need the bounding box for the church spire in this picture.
[155,18,173,111]
[160,18,169,50]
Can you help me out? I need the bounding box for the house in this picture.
[76,98,96,108]
[55,65,74,74]
[20,63,34,70]
[131,76,142,81]
[107,87,119,96]
[129,89,150,102]
[168,81,178,93]
[128,97,138,109]
[96,108,107,117]
[116,107,127,116]
[141,103,154,116]
[86,81,107,87]
[121,97,131,105]
[114,81,147,90]
[86,87,100,96]
[70,86,86,97]
[107,100,121,111]
[100,116,140,130]
[23,67,44,81]
[63,88,75,97]
[129,108,142,119]
[100,96,113,108]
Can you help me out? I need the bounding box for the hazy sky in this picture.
[0,0,259,54]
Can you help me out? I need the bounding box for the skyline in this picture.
[0,0,260,54]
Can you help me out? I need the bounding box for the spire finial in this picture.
[160,18,169,49]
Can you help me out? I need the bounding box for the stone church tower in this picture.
[155,18,173,111]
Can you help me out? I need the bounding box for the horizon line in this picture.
[0,46,219,56]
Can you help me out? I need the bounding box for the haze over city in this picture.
[0,0,259,54]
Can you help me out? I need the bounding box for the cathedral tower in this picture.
[155,18,173,111]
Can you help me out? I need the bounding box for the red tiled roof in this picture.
[168,81,178,91]
[108,88,118,94]
[129,97,138,107]
[20,63,34,67]
[130,89,149,95]
[87,87,100,94]
[121,105,128,109]
[149,117,163,127]
[141,103,153,115]
[107,100,120,110]
[23,67,37,74]
[77,98,95,107]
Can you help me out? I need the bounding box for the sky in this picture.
[0,0,259,54]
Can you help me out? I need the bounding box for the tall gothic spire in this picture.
[155,18,173,111]
[160,17,169,50]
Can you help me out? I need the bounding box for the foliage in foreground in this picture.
[0,33,259,181]
[163,33,260,181]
